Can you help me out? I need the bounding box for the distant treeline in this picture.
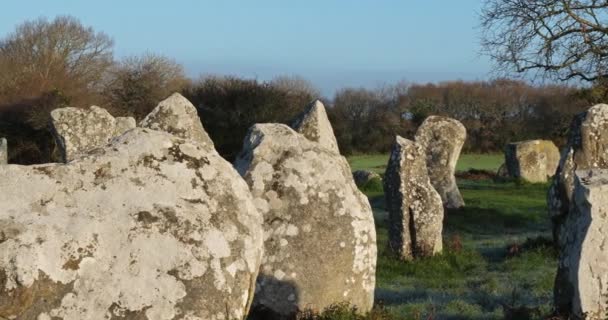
[0,16,605,164]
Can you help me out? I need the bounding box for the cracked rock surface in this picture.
[0,128,263,320]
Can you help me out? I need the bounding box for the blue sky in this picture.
[0,1,491,96]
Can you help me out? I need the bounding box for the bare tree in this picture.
[480,0,608,82]
[0,15,114,104]
[103,53,189,120]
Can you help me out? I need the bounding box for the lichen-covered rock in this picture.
[505,139,559,183]
[140,93,214,150]
[384,136,444,260]
[235,124,376,317]
[0,128,263,320]
[415,116,466,209]
[353,170,381,188]
[549,105,608,240]
[114,116,137,135]
[0,137,6,164]
[50,106,133,162]
[291,99,340,153]
[553,169,608,319]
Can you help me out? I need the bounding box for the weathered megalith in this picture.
[505,139,560,183]
[235,123,376,317]
[140,93,214,149]
[50,106,136,162]
[115,116,137,135]
[384,136,444,261]
[415,116,466,209]
[290,99,340,154]
[554,169,608,319]
[353,170,381,188]
[549,104,608,243]
[0,128,263,320]
[0,137,6,164]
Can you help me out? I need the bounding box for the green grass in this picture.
[346,154,555,320]
[348,153,503,175]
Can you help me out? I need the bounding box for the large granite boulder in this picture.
[549,104,608,242]
[291,99,339,154]
[235,124,376,317]
[384,136,444,260]
[353,170,381,188]
[50,106,136,162]
[415,116,466,209]
[0,128,263,320]
[140,93,214,150]
[505,139,559,183]
[0,137,6,164]
[554,169,608,319]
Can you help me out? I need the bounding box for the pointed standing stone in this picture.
[140,93,214,150]
[415,116,466,209]
[384,136,444,260]
[235,123,376,318]
[291,99,340,153]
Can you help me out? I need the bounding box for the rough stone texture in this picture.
[549,105,608,240]
[353,170,381,188]
[235,124,376,317]
[114,116,137,135]
[0,128,263,320]
[50,106,134,163]
[290,100,340,154]
[384,136,444,261]
[0,137,6,164]
[554,169,608,319]
[505,139,560,183]
[140,93,214,150]
[415,116,466,209]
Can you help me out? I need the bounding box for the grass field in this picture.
[347,153,555,320]
[348,153,504,174]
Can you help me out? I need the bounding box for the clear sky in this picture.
[0,0,491,96]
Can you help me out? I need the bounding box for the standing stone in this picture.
[50,106,134,162]
[235,124,376,317]
[415,116,466,209]
[554,169,608,319]
[140,93,214,149]
[291,99,340,153]
[384,136,444,260]
[505,139,560,183]
[0,128,263,320]
[114,116,137,135]
[549,104,608,241]
[353,170,381,188]
[0,137,6,164]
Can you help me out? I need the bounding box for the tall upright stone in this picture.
[415,116,466,209]
[0,137,6,164]
[505,139,560,183]
[291,99,340,153]
[50,106,135,162]
[140,93,214,149]
[384,136,444,260]
[554,169,608,319]
[549,104,608,242]
[235,123,376,318]
[0,128,263,320]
